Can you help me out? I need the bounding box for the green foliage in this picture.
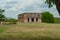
[42,12,54,23]
[5,18,18,24]
[0,14,5,21]
[0,9,5,22]
[0,9,5,13]
[45,0,55,7]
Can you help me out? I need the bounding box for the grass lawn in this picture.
[0,25,11,33]
[54,18,60,24]
[0,23,60,40]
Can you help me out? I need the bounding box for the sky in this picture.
[0,0,60,19]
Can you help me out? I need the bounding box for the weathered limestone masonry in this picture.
[18,13,42,23]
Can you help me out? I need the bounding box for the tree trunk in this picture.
[55,0,60,15]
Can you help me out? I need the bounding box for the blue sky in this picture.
[0,0,60,19]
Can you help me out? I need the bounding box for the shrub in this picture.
[5,18,18,24]
[42,12,54,23]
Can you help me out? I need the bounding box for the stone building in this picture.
[18,13,42,23]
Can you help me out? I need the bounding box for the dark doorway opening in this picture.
[32,18,34,22]
[36,18,38,22]
[28,18,29,22]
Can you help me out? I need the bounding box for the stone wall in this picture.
[18,13,42,23]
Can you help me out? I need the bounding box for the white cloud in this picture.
[0,0,59,18]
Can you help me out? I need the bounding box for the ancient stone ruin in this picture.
[18,13,42,23]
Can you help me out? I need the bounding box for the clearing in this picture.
[0,23,60,40]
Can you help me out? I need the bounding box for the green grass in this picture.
[0,23,60,40]
[0,27,6,33]
[54,18,60,23]
[0,25,11,33]
[0,26,7,33]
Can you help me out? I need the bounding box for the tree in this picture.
[0,9,5,13]
[42,12,54,23]
[45,0,60,15]
[5,18,18,24]
[0,9,5,24]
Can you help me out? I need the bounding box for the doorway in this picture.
[36,18,38,22]
[31,18,34,22]
[28,18,29,22]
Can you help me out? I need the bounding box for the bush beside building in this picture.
[42,12,54,23]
